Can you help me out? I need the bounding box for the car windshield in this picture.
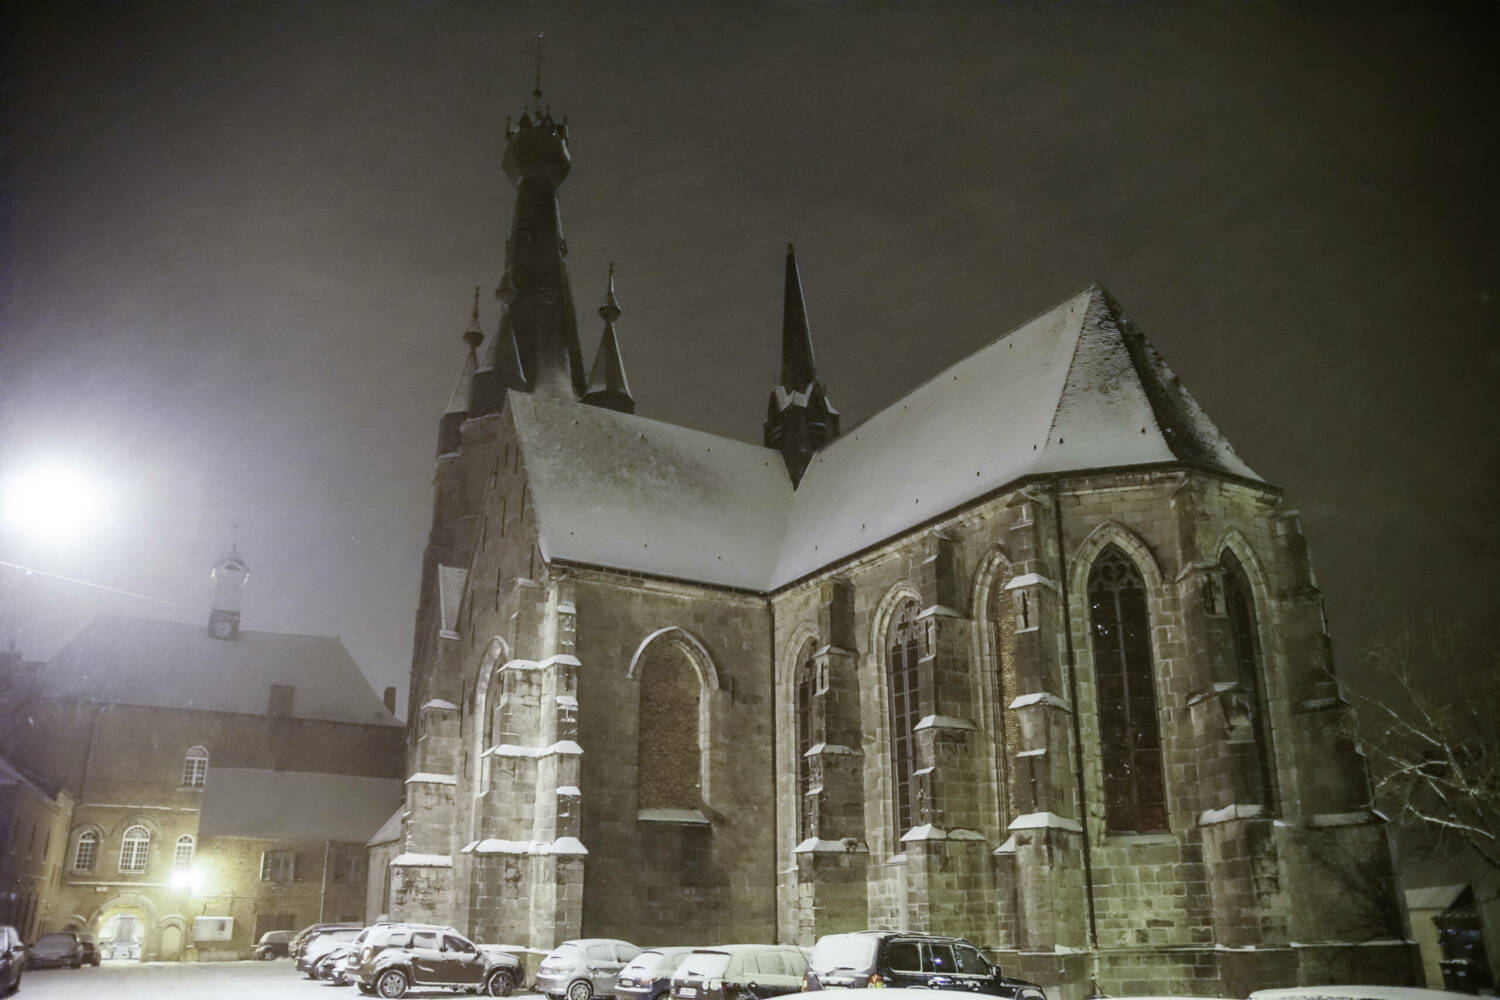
[678,952,731,978]
[808,935,876,973]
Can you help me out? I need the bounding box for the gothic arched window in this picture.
[1088,546,1167,833]
[173,835,195,873]
[119,825,151,874]
[795,643,818,839]
[1221,549,1278,811]
[72,830,98,872]
[988,580,1021,828]
[887,599,923,840]
[182,746,208,788]
[637,641,703,812]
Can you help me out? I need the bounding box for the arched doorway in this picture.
[90,894,157,962]
[159,922,183,961]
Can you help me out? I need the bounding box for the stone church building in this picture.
[389,82,1415,998]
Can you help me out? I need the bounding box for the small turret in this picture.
[471,304,528,417]
[208,544,249,640]
[764,244,839,485]
[583,264,635,414]
[436,289,484,456]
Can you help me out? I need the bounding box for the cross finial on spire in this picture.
[532,30,545,101]
[463,286,484,349]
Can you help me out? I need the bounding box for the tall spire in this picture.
[497,62,587,400]
[764,244,839,486]
[437,289,483,456]
[583,263,635,414]
[780,244,816,388]
[471,305,527,417]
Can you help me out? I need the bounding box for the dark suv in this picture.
[352,923,520,998]
[803,932,1043,998]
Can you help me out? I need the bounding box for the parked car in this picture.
[317,944,355,982]
[803,932,1043,999]
[253,929,292,960]
[1,924,25,993]
[539,939,642,1000]
[350,923,520,998]
[671,945,808,1000]
[28,931,88,969]
[77,933,100,967]
[291,921,361,962]
[617,947,700,1000]
[300,927,364,977]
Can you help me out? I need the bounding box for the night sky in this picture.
[3,2,1496,717]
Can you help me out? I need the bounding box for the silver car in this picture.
[538,939,642,1000]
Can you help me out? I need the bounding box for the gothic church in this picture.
[389,81,1415,999]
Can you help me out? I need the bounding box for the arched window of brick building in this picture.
[637,640,704,812]
[887,599,923,840]
[1221,549,1278,811]
[119,825,151,874]
[72,830,98,872]
[173,835,195,873]
[795,642,818,839]
[988,581,1021,827]
[182,746,208,787]
[1088,546,1167,833]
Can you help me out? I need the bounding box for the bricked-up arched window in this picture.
[119,825,151,874]
[1088,546,1167,833]
[795,643,818,839]
[72,830,98,872]
[988,581,1021,828]
[182,746,208,787]
[173,835,195,873]
[637,642,703,811]
[887,599,923,840]
[1221,550,1278,811]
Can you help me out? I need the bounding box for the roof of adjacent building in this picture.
[366,806,405,847]
[198,768,405,842]
[512,285,1260,592]
[41,616,401,726]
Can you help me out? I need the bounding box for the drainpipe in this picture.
[1051,479,1100,993]
[318,840,330,922]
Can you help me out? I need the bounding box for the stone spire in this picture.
[583,264,634,414]
[764,244,839,486]
[437,289,483,456]
[496,73,587,400]
[471,303,528,417]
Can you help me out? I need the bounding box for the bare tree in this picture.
[1351,618,1500,876]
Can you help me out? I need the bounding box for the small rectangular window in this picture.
[886,941,921,972]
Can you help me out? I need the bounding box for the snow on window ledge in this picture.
[390,853,452,867]
[1198,803,1265,826]
[1007,812,1083,833]
[914,714,976,732]
[636,808,711,825]
[405,772,457,785]
[793,837,868,854]
[1009,692,1072,712]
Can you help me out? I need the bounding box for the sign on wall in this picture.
[192,916,234,942]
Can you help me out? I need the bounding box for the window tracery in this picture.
[887,599,924,839]
[119,825,151,874]
[1221,549,1277,810]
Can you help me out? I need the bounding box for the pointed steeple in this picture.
[583,264,635,414]
[497,68,587,400]
[208,541,249,640]
[764,244,839,486]
[436,289,484,456]
[471,305,528,417]
[780,244,816,388]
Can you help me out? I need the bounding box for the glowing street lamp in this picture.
[1,462,111,546]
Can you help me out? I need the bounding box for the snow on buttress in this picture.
[509,286,1258,592]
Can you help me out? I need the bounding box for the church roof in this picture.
[198,768,405,842]
[512,285,1260,592]
[41,615,402,726]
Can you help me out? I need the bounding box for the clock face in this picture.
[212,619,233,638]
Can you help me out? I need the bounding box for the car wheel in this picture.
[487,969,516,997]
[568,980,594,1000]
[260,950,274,961]
[377,968,410,999]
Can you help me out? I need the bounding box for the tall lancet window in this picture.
[1088,546,1167,833]
[988,583,1020,828]
[182,746,209,787]
[795,643,818,839]
[887,600,923,841]
[637,641,702,812]
[1221,549,1278,811]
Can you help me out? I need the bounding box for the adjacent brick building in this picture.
[387,81,1418,997]
[1,550,405,958]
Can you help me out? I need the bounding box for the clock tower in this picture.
[208,545,249,640]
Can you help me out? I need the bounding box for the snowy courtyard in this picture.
[15,959,548,999]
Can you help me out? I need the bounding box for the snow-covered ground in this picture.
[15,958,550,999]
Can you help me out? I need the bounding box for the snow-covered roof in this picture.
[511,285,1259,593]
[198,768,405,842]
[366,806,405,847]
[41,616,402,726]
